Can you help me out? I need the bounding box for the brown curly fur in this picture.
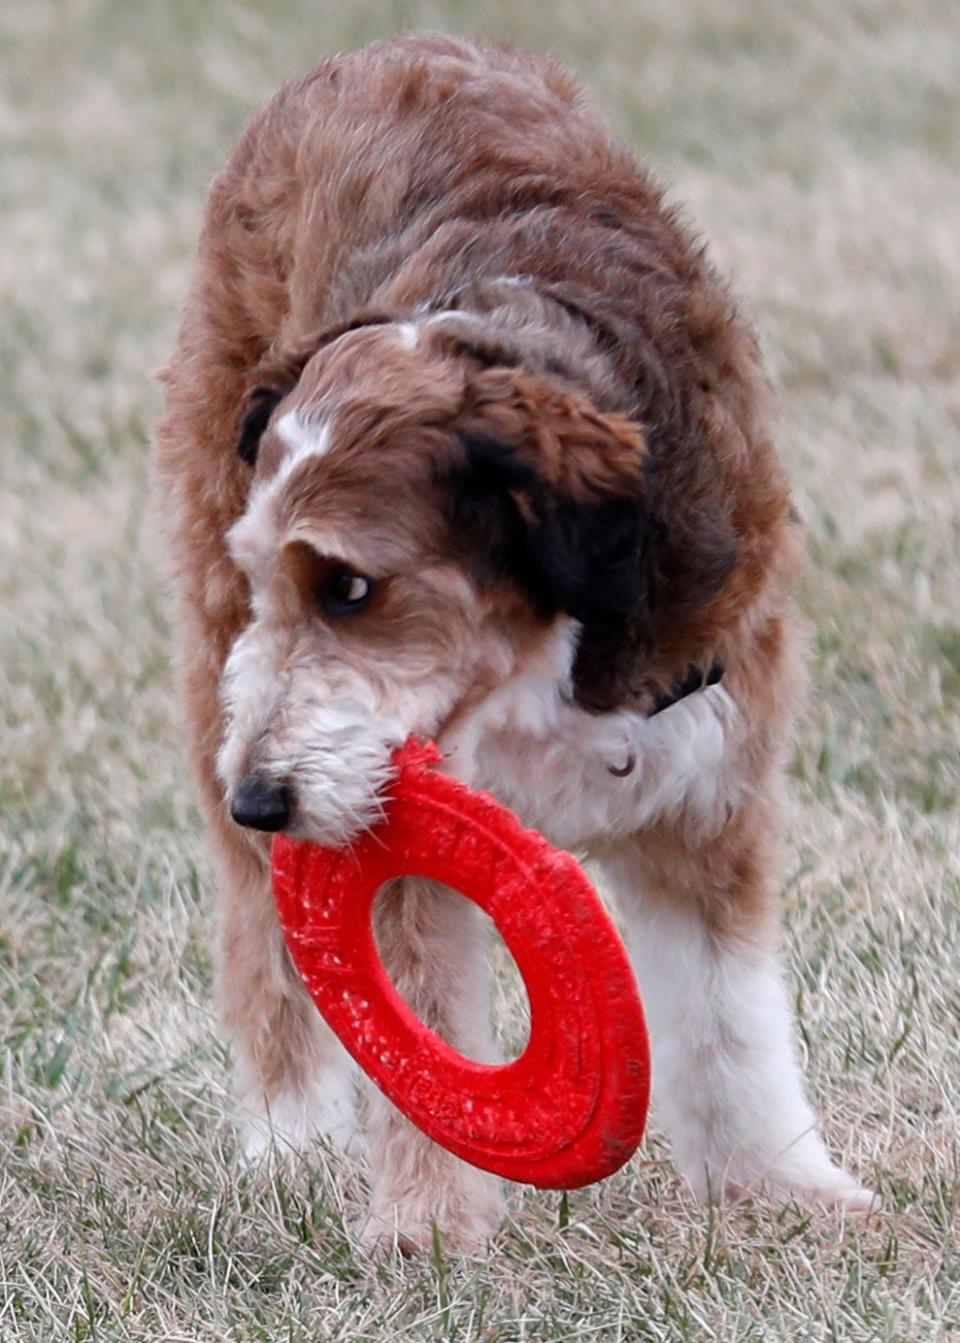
[155,35,871,1251]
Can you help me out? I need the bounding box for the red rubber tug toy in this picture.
[272,737,650,1190]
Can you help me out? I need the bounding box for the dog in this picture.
[155,34,874,1250]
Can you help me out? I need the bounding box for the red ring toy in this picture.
[272,737,650,1189]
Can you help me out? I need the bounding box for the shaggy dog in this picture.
[155,34,873,1249]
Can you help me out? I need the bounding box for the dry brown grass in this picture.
[2,1,958,1338]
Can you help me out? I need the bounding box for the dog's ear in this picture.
[451,431,650,626]
[448,370,650,626]
[448,368,744,712]
[235,387,285,467]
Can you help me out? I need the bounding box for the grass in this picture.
[2,0,959,1338]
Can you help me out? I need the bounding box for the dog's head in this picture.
[217,318,650,844]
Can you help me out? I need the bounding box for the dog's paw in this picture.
[236,1077,358,1162]
[362,1170,504,1255]
[684,1143,879,1218]
[763,1163,880,1217]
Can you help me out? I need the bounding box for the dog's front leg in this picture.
[364,876,504,1253]
[600,834,876,1213]
[217,842,358,1160]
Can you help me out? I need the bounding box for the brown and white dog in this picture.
[155,34,873,1249]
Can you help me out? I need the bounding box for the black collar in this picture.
[648,661,725,717]
[605,662,725,777]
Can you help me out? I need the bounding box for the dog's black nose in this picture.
[230,775,291,832]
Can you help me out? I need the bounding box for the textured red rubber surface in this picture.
[272,738,650,1189]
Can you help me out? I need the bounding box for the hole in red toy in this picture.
[372,876,531,1063]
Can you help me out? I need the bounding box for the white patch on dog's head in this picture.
[224,413,337,597]
[275,409,331,462]
[266,413,333,496]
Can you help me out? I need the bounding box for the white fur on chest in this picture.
[440,622,743,850]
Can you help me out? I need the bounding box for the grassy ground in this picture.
[2,1,959,1338]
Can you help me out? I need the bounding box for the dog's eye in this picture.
[317,568,376,616]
